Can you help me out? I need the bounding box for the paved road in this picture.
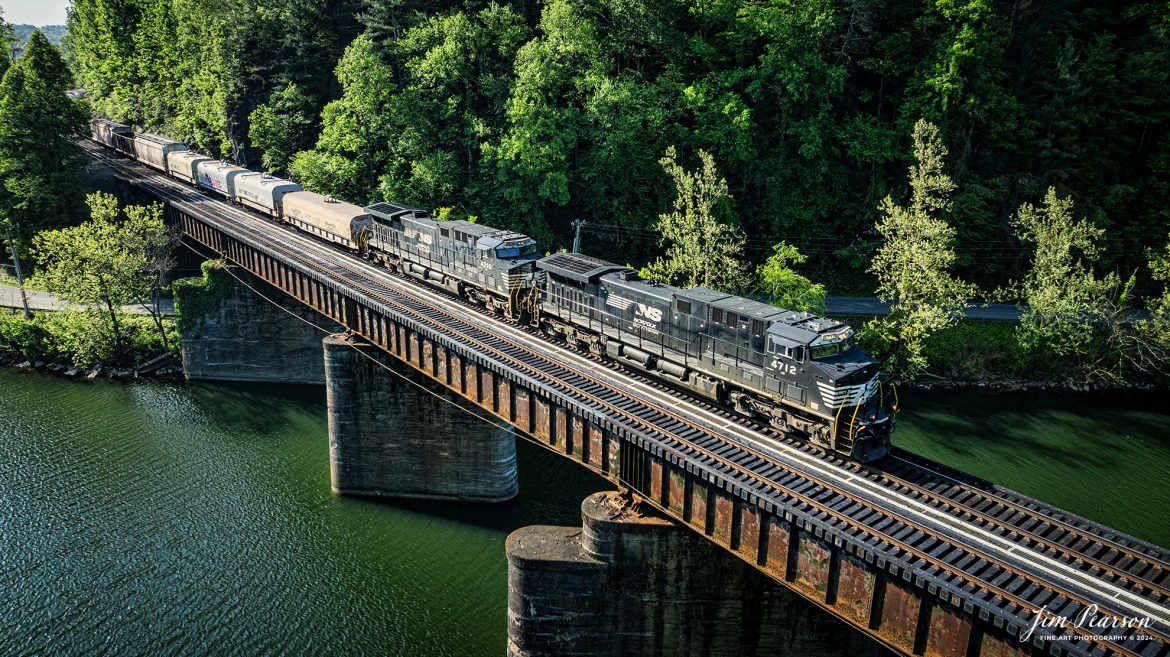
[825,296,1021,321]
[0,283,175,317]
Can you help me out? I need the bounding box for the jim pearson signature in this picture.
[1022,604,1158,642]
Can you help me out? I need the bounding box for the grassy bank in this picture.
[0,308,179,367]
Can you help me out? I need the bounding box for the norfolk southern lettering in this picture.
[91,119,896,462]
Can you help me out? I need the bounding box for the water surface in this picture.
[1,371,1165,657]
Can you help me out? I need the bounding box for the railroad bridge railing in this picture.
[90,142,1170,657]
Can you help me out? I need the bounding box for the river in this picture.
[0,370,1166,656]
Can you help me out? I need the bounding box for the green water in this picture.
[0,370,606,657]
[893,388,1170,548]
[0,371,1166,657]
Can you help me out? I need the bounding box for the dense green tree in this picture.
[288,34,395,201]
[1012,188,1118,361]
[645,146,748,292]
[32,193,174,358]
[0,31,86,252]
[865,120,974,378]
[249,83,319,172]
[758,242,826,314]
[1,10,18,77]
[63,0,1170,296]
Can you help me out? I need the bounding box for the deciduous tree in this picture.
[1012,187,1118,361]
[645,146,748,293]
[32,193,175,359]
[758,242,826,313]
[865,120,974,378]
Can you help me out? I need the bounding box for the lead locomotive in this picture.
[92,118,897,462]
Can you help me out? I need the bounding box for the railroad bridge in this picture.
[85,142,1170,657]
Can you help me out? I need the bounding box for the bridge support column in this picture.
[506,491,882,657]
[173,261,333,384]
[323,333,518,502]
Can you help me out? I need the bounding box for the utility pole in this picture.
[4,226,31,319]
[571,219,586,254]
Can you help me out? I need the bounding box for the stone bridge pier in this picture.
[507,491,889,657]
[322,333,518,502]
[172,262,518,502]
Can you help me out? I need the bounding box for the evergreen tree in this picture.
[0,31,86,250]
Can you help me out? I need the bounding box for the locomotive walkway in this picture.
[82,140,1170,657]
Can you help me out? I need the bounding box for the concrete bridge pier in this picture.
[506,491,886,657]
[323,333,518,502]
[173,261,333,383]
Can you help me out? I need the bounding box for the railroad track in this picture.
[87,142,1170,657]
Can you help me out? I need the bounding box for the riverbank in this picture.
[0,308,179,372]
[0,353,183,380]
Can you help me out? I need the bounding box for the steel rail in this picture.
[878,454,1170,599]
[88,143,1170,656]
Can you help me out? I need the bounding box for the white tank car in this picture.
[281,191,372,250]
[195,160,247,199]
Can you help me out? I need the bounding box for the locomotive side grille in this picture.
[817,376,879,409]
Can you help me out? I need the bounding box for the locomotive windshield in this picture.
[811,340,855,360]
[496,241,538,258]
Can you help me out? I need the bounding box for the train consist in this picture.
[90,118,897,462]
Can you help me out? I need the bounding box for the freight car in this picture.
[91,119,135,156]
[234,172,302,217]
[87,119,894,461]
[282,191,372,252]
[133,134,187,171]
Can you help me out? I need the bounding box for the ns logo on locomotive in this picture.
[91,118,898,462]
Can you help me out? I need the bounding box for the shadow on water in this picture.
[183,378,611,531]
[892,387,1170,547]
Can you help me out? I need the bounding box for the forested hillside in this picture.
[66,0,1170,291]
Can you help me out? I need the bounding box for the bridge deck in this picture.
[85,140,1170,657]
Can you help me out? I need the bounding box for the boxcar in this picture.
[195,160,247,199]
[167,151,213,185]
[234,172,303,217]
[133,134,187,172]
[281,192,372,250]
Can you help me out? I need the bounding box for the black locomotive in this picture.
[91,118,897,462]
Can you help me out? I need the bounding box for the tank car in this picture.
[364,202,543,320]
[536,252,894,461]
[133,134,186,173]
[281,192,372,252]
[234,172,302,217]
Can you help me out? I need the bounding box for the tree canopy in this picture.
[32,193,174,359]
[63,0,1170,290]
[0,30,86,246]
